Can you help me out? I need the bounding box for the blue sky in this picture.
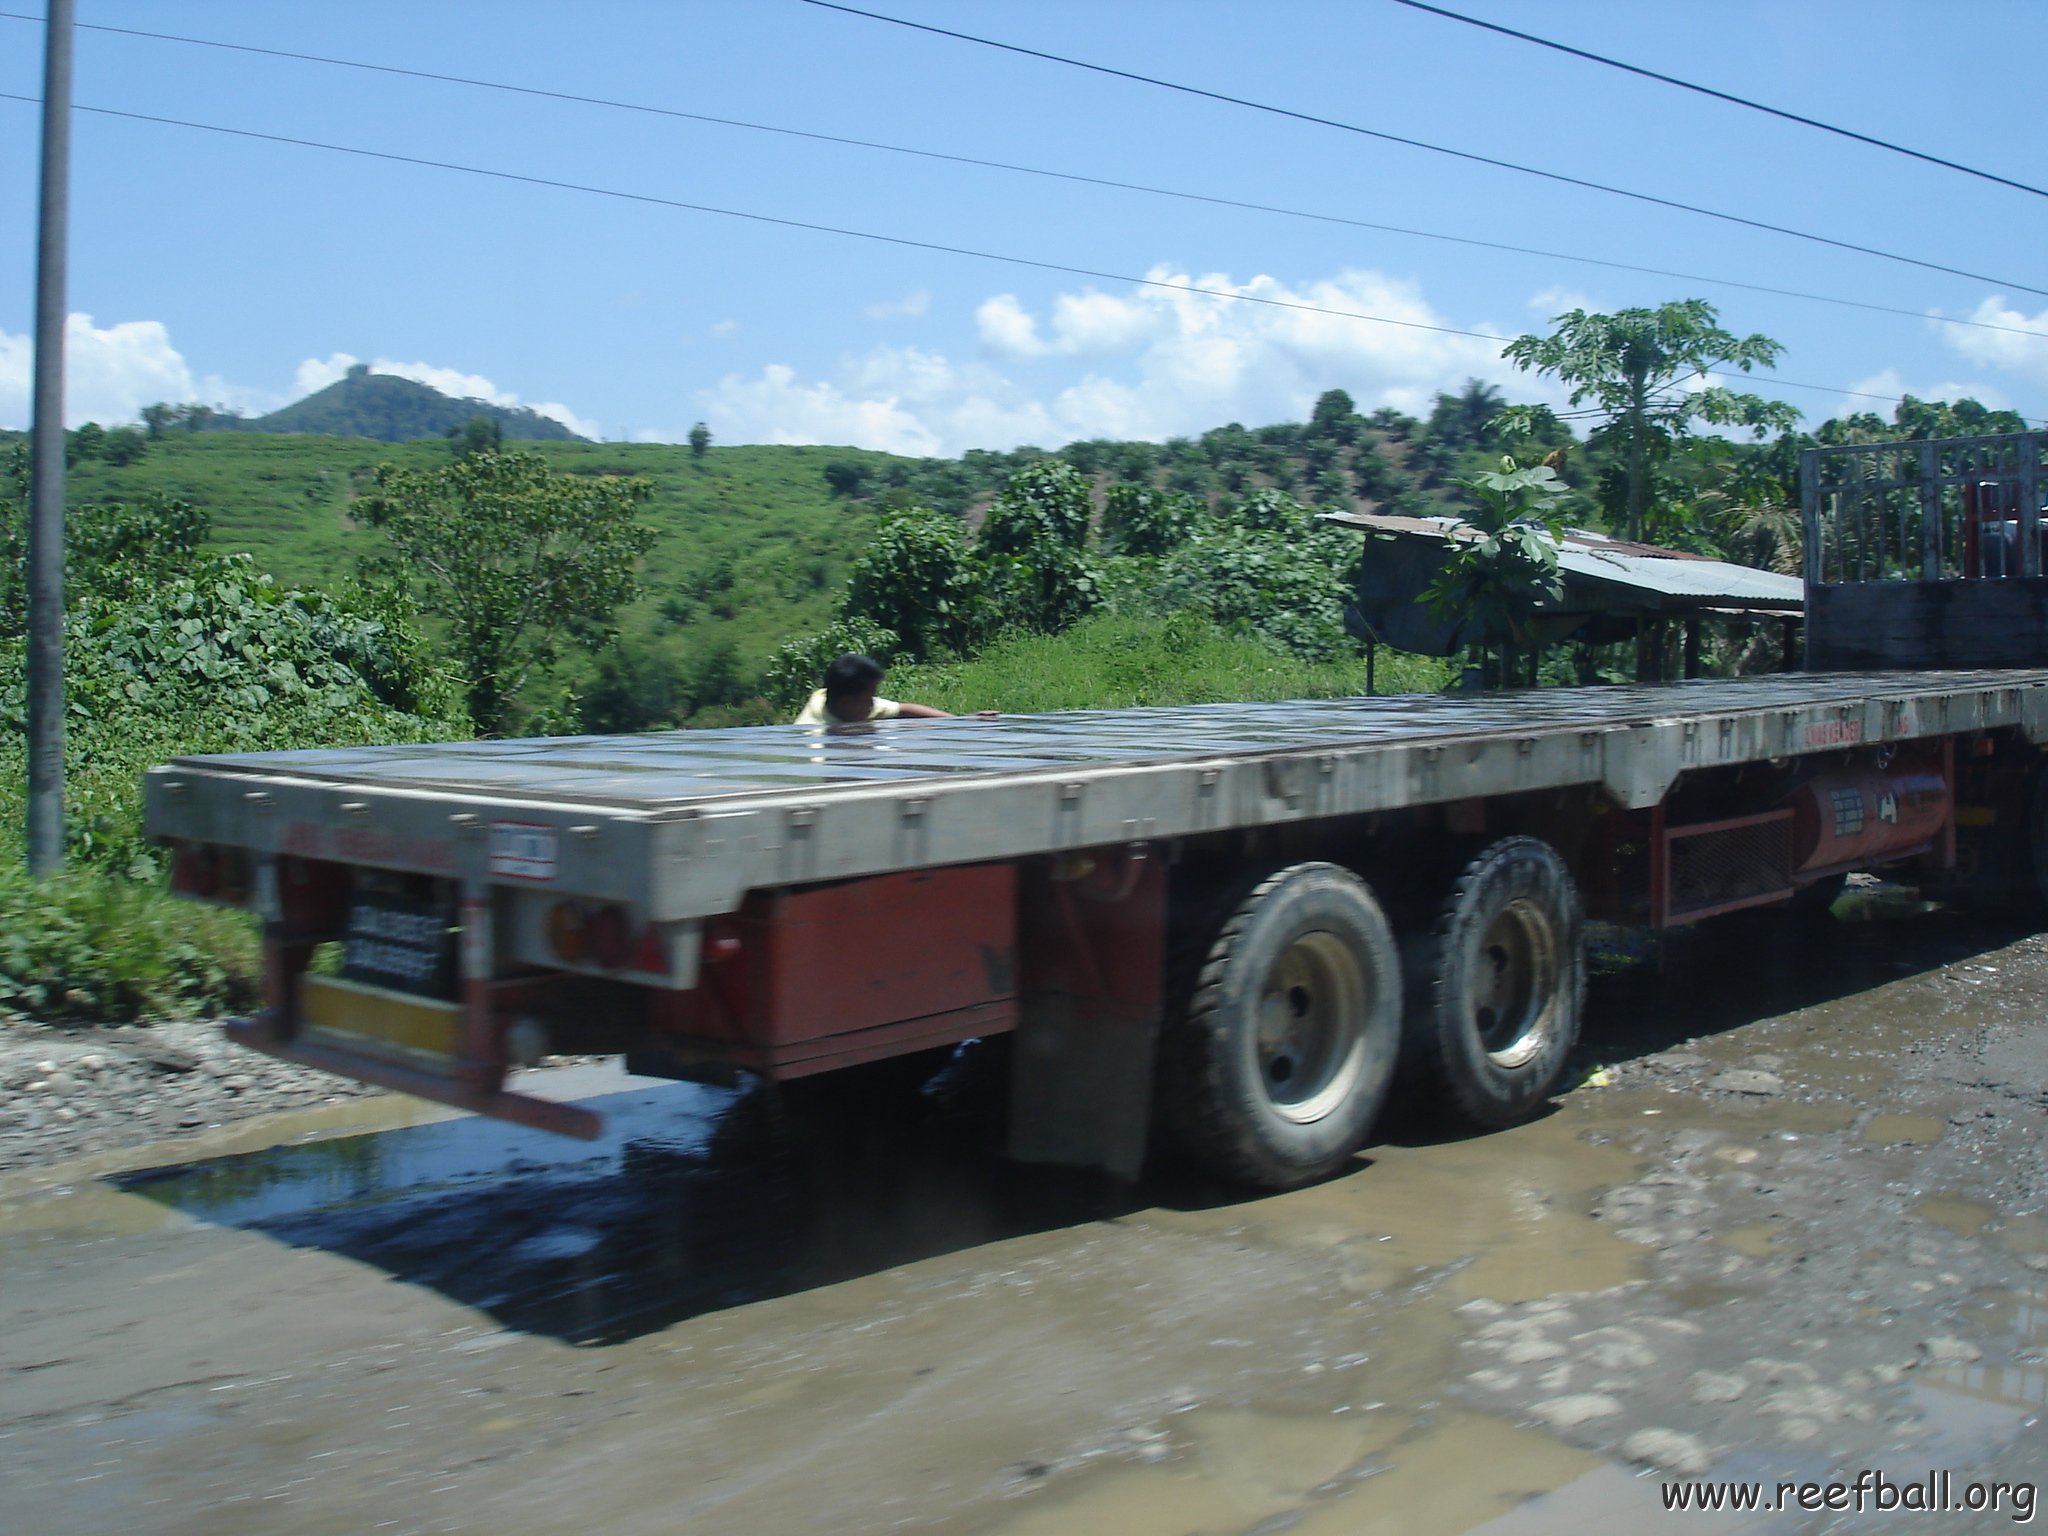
[3,0,2045,453]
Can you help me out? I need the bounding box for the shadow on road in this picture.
[115,894,2028,1344]
[113,1053,1134,1346]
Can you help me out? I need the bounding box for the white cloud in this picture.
[526,400,603,440]
[865,289,931,321]
[1938,297,2048,386]
[702,265,1524,455]
[975,294,1045,358]
[0,323,603,438]
[700,361,946,456]
[0,314,205,428]
[1527,286,1598,318]
[710,319,742,339]
[294,351,359,397]
[370,359,519,407]
[1841,367,2011,419]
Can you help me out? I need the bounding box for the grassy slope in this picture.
[889,613,1448,714]
[55,433,909,684]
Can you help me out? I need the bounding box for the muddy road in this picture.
[3,891,2045,1534]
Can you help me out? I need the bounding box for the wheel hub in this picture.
[1470,898,1558,1069]
[1255,930,1369,1123]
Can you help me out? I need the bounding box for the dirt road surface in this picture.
[2,890,2044,1534]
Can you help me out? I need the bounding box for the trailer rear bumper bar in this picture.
[222,1015,603,1140]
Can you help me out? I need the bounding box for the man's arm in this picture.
[893,702,952,719]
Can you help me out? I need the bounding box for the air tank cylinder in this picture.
[1784,762,1948,874]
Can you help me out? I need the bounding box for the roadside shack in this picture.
[1323,509,1805,684]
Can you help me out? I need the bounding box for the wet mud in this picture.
[1,894,2044,1534]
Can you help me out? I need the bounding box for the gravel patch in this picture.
[0,1017,385,1171]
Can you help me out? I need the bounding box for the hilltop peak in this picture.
[245,369,589,443]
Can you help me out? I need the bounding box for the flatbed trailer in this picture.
[143,432,2048,1188]
[143,667,2048,1185]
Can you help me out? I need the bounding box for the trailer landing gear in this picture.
[1160,862,1401,1190]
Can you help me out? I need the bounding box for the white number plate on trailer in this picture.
[489,821,558,881]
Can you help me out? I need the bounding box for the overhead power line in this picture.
[0,10,2038,345]
[1389,0,2048,201]
[0,94,2014,423]
[796,0,2048,302]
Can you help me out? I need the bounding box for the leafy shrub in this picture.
[977,461,1102,635]
[579,635,695,733]
[0,864,260,1022]
[843,508,989,660]
[1142,521,1359,662]
[980,459,1093,555]
[1229,486,1319,534]
[0,553,466,872]
[1100,485,1202,557]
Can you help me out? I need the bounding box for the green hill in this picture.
[235,365,585,443]
[38,428,899,712]
[12,378,1590,727]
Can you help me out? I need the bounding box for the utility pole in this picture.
[27,0,74,875]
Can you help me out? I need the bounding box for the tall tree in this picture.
[1499,300,1797,542]
[689,421,712,461]
[1425,379,1507,450]
[356,451,656,735]
[447,413,502,460]
[1308,388,1361,445]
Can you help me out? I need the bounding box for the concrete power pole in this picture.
[27,0,74,875]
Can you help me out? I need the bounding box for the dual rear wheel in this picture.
[1159,838,1585,1189]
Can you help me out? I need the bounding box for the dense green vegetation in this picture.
[29,424,891,725]
[4,300,2032,1022]
[888,613,1446,714]
[0,862,259,1022]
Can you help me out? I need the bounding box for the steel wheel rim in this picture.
[1255,929,1370,1124]
[1470,898,1558,1069]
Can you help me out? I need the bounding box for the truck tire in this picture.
[1411,836,1584,1129]
[1161,862,1401,1189]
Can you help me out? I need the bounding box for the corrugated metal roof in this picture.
[1558,543,1802,608]
[1323,509,1802,612]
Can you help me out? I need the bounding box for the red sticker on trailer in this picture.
[489,821,557,881]
[1804,719,1863,749]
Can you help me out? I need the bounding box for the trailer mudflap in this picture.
[1007,848,1167,1180]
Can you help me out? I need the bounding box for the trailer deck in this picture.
[148,670,2048,928]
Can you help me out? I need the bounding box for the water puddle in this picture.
[1862,1114,1946,1146]
[1720,1222,1790,1259]
[989,1408,1602,1536]
[22,1058,1128,1345]
[1153,1111,1649,1307]
[1917,1194,1998,1239]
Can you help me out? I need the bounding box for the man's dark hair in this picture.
[823,652,886,700]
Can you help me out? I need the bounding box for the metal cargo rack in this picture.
[147,670,2048,927]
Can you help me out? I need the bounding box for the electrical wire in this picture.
[796,0,2048,302]
[1389,0,2048,200]
[0,92,2011,422]
[1,11,2038,341]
